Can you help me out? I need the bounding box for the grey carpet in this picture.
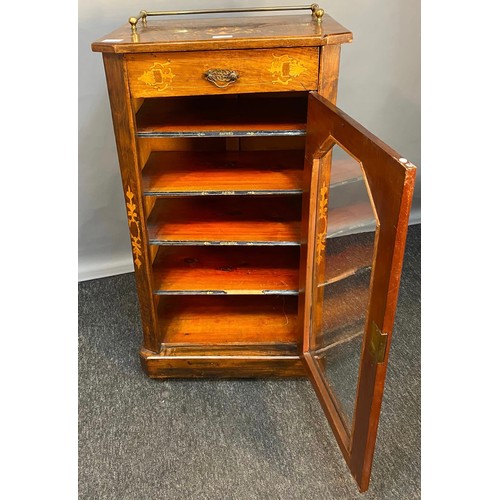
[79,224,420,500]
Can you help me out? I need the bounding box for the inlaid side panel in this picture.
[102,53,159,351]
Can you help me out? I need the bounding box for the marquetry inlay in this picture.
[125,186,142,268]
[269,54,307,85]
[138,62,175,91]
[316,180,329,265]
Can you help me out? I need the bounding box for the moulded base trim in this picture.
[140,348,306,378]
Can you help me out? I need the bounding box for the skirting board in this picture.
[78,216,421,282]
[409,210,420,226]
[78,255,134,282]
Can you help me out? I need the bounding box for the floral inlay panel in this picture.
[126,186,142,268]
[138,62,175,91]
[269,54,307,85]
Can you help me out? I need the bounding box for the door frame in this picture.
[300,92,416,492]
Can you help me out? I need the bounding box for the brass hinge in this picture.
[368,322,388,364]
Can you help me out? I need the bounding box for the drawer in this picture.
[125,47,319,97]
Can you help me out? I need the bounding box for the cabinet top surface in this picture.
[91,14,352,53]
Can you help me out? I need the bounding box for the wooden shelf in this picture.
[322,231,375,286]
[135,95,308,137]
[158,295,298,345]
[142,150,304,196]
[330,157,364,188]
[142,150,363,197]
[327,200,376,238]
[152,246,300,295]
[316,266,372,352]
[147,196,302,245]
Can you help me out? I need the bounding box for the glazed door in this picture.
[301,93,416,492]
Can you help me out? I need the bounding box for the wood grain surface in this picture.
[142,150,304,195]
[147,195,302,245]
[152,246,299,295]
[126,48,318,97]
[140,350,306,378]
[102,53,159,352]
[135,94,308,137]
[91,14,352,54]
[157,295,298,344]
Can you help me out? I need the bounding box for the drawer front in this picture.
[126,48,319,97]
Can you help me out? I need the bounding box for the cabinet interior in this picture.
[133,92,374,355]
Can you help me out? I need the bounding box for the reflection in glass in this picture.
[311,145,377,433]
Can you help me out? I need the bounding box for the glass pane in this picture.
[310,145,377,434]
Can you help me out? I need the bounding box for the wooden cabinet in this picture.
[92,8,416,493]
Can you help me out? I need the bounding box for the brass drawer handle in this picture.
[204,69,240,88]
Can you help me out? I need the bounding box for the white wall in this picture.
[78,0,420,281]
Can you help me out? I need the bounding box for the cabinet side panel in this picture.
[318,44,341,104]
[102,53,159,351]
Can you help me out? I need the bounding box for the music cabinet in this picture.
[92,5,416,492]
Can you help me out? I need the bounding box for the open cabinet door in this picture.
[301,92,416,491]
